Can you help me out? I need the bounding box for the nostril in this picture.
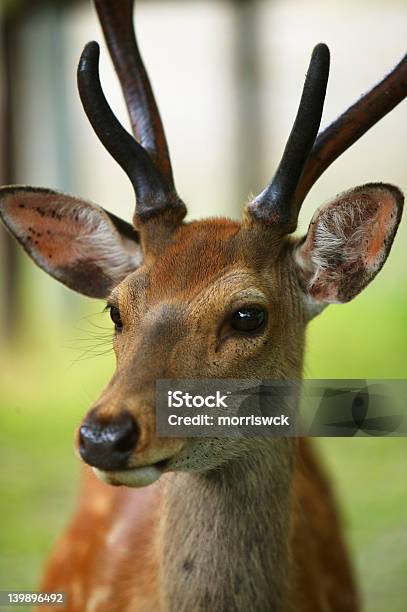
[113,415,139,454]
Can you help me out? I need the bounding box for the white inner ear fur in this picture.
[294,198,372,313]
[72,204,143,282]
[305,200,374,276]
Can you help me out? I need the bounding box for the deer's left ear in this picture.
[294,183,404,309]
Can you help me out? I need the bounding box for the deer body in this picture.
[0,1,405,611]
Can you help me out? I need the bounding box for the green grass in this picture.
[0,283,406,611]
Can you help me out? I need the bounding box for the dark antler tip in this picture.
[315,44,330,69]
[79,41,100,71]
[313,42,330,57]
[308,43,330,80]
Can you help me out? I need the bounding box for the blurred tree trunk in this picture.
[232,0,263,205]
[0,13,19,340]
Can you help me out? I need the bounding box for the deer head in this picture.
[0,0,405,488]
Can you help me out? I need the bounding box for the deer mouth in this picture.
[93,459,170,488]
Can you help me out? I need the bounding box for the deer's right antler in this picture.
[78,0,186,225]
[93,0,173,184]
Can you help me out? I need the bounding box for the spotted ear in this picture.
[295,183,403,309]
[0,186,142,298]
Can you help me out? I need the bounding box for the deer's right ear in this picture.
[293,183,403,317]
[0,187,142,298]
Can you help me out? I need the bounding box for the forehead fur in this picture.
[146,218,243,300]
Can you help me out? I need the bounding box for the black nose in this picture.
[79,410,138,471]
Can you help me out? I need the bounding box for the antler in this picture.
[294,52,407,208]
[77,0,186,223]
[248,47,407,234]
[93,0,173,184]
[247,44,330,233]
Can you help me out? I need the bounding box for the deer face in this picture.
[86,220,305,485]
[0,8,404,487]
[0,183,402,486]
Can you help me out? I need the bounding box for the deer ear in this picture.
[0,186,142,298]
[295,183,403,308]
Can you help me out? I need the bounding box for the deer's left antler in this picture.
[294,52,407,208]
[248,47,407,234]
[247,44,330,233]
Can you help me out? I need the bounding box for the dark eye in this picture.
[109,306,123,332]
[229,306,267,333]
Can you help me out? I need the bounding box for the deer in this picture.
[0,0,406,610]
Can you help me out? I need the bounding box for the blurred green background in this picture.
[0,0,406,611]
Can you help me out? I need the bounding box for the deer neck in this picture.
[159,439,295,612]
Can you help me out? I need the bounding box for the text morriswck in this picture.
[168,414,290,427]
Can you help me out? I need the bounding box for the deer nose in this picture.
[79,410,139,471]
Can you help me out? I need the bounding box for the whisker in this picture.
[65,308,115,366]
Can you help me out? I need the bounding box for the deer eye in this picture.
[109,306,123,332]
[229,306,267,333]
